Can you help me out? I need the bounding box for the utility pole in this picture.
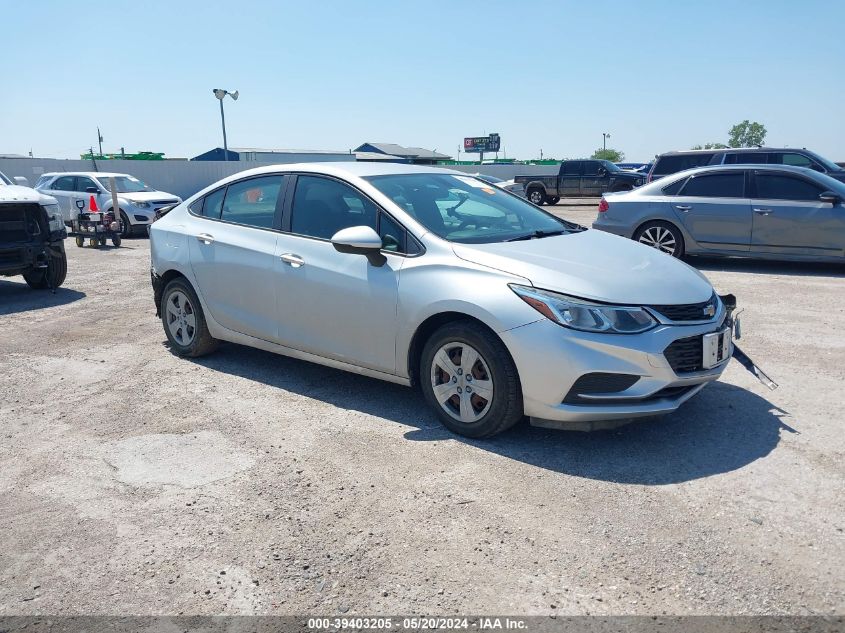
[97,128,104,156]
[603,132,611,151]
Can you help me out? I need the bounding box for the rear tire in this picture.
[23,245,67,289]
[161,278,219,357]
[634,220,685,258]
[75,236,84,248]
[527,188,545,205]
[112,234,122,247]
[420,321,523,438]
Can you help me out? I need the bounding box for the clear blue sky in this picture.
[3,0,844,162]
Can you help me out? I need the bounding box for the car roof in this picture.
[41,171,131,178]
[214,161,467,181]
[661,164,822,177]
[656,147,805,157]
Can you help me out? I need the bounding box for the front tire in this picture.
[23,245,68,289]
[634,221,685,258]
[527,188,545,206]
[420,321,523,438]
[161,278,219,357]
[119,210,133,238]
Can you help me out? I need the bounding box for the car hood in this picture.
[0,185,57,205]
[118,191,179,202]
[452,229,713,305]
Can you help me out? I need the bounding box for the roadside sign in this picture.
[463,133,501,153]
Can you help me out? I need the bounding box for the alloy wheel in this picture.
[528,190,544,205]
[430,342,494,424]
[638,226,677,255]
[165,290,197,345]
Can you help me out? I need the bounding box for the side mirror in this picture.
[331,225,386,266]
[819,191,841,204]
[597,167,607,177]
[13,176,29,187]
[85,186,100,194]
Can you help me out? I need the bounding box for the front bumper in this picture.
[500,315,731,429]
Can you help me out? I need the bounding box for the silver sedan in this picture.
[593,164,845,261]
[151,163,736,438]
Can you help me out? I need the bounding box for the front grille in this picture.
[0,203,42,243]
[563,373,640,404]
[649,294,717,322]
[664,335,704,373]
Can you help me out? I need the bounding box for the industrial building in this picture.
[191,147,354,162]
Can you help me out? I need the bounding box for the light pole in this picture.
[212,88,239,160]
[602,132,611,151]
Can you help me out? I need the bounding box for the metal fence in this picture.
[0,157,558,200]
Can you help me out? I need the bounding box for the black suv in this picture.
[648,147,845,183]
[0,171,68,290]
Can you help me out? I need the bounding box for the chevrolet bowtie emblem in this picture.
[703,304,716,317]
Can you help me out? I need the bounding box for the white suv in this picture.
[35,172,181,236]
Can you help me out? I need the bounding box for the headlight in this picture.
[510,285,657,334]
[42,204,64,231]
[132,201,151,209]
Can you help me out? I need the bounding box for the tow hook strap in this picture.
[732,344,778,390]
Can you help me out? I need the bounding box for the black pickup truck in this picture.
[515,159,645,205]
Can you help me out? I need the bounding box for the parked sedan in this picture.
[151,163,738,438]
[593,165,845,262]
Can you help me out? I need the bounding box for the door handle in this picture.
[674,205,692,212]
[753,208,772,216]
[196,233,215,244]
[280,253,305,268]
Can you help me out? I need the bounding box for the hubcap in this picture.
[529,191,543,204]
[165,290,197,345]
[639,226,677,255]
[430,342,493,424]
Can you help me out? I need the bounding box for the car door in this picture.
[187,175,287,341]
[581,160,606,196]
[48,176,76,221]
[670,171,752,251]
[273,174,403,373]
[749,171,844,257]
[560,161,581,197]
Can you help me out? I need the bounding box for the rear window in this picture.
[661,178,687,196]
[679,173,745,198]
[653,153,715,176]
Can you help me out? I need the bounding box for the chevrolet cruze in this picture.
[150,163,736,438]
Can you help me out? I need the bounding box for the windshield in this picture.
[805,150,842,173]
[95,175,154,193]
[366,173,576,244]
[600,160,621,173]
[0,171,11,185]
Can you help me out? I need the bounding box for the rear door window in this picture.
[654,153,715,176]
[724,152,769,165]
[562,161,581,175]
[219,176,283,228]
[678,173,745,198]
[754,174,824,201]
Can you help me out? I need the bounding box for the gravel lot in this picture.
[1,205,842,616]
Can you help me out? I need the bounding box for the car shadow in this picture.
[183,342,794,485]
[690,256,845,278]
[0,280,86,315]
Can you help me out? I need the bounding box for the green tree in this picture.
[691,142,729,150]
[591,148,625,162]
[728,120,767,148]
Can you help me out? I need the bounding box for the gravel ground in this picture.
[0,208,842,616]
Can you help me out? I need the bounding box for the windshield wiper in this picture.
[506,229,568,242]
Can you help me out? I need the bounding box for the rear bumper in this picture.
[591,218,632,238]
